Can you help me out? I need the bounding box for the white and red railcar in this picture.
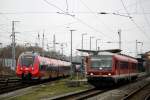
[84,52,138,87]
[16,52,71,80]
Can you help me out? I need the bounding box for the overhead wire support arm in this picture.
[98,12,132,18]
[43,0,114,40]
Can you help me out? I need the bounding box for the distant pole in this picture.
[136,40,137,56]
[118,29,121,50]
[81,33,87,78]
[61,43,64,55]
[81,33,87,50]
[11,21,19,70]
[38,32,40,47]
[42,31,44,57]
[81,33,87,56]
[96,39,101,50]
[53,34,56,51]
[141,42,143,54]
[70,29,75,79]
[90,36,94,50]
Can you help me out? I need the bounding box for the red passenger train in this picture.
[16,52,71,80]
[78,49,139,87]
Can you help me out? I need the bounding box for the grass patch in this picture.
[7,79,90,100]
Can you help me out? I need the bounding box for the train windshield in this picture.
[20,55,35,67]
[91,55,112,69]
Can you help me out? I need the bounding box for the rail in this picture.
[145,94,150,100]
[50,88,109,100]
[121,82,150,100]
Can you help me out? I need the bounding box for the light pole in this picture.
[118,29,121,50]
[136,40,138,56]
[81,33,87,78]
[81,33,87,50]
[96,39,101,50]
[70,29,75,79]
[90,36,94,50]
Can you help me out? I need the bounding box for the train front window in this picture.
[21,55,35,67]
[91,56,112,68]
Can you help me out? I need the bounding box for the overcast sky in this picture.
[0,0,150,57]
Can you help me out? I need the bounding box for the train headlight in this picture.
[90,73,94,75]
[99,67,102,70]
[32,67,34,70]
[108,73,111,76]
[25,68,28,70]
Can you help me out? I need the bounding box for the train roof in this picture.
[20,51,39,56]
[77,49,137,62]
[77,49,121,55]
[94,52,115,56]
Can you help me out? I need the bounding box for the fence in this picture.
[0,58,16,70]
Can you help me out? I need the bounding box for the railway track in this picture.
[121,81,150,100]
[0,77,64,94]
[145,94,150,100]
[51,75,150,100]
[0,78,33,94]
[50,88,109,100]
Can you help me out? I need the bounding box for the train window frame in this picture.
[20,55,35,67]
[90,55,112,69]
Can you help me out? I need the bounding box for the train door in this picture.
[128,61,131,81]
[116,60,120,76]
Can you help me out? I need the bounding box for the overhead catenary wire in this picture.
[79,0,115,39]
[1,11,150,15]
[120,0,150,40]
[139,0,150,29]
[116,0,150,13]
[43,0,114,40]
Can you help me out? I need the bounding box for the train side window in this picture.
[120,61,128,69]
[40,65,47,71]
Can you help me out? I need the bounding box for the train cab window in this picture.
[20,55,35,67]
[91,55,112,69]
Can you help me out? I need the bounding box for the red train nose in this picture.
[21,67,32,74]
